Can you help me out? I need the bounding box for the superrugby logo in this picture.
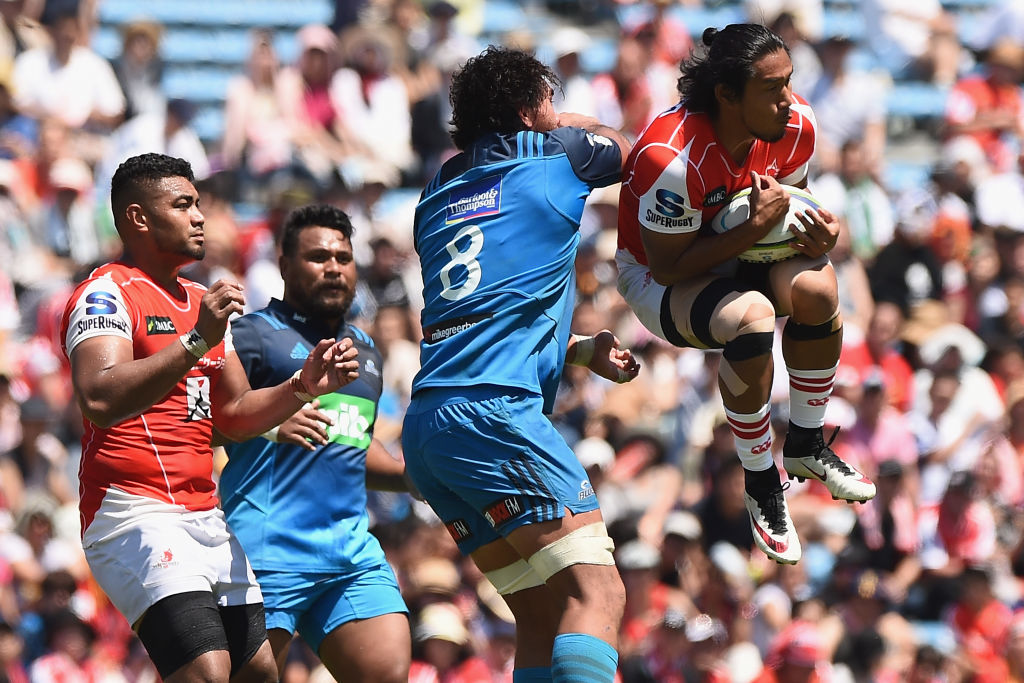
[447,175,502,224]
[483,496,524,528]
[85,291,118,315]
[703,186,728,208]
[145,316,176,335]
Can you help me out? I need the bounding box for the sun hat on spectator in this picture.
[119,19,163,47]
[296,23,337,53]
[685,613,727,644]
[663,510,702,542]
[407,556,460,597]
[616,539,660,571]
[900,299,950,347]
[413,602,468,645]
[574,436,615,472]
[918,322,986,367]
[551,26,591,60]
[48,157,93,194]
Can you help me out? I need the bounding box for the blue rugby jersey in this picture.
[221,299,387,573]
[411,126,622,413]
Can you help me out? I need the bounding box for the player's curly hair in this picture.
[449,46,560,151]
[279,204,354,257]
[677,24,789,117]
[110,153,195,220]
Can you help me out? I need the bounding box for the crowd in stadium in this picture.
[5,0,1024,680]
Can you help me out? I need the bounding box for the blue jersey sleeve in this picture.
[546,126,622,188]
[228,314,264,380]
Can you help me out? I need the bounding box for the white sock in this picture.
[725,403,774,471]
[787,363,838,428]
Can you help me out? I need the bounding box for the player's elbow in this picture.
[646,261,679,286]
[79,398,119,429]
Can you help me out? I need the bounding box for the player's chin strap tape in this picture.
[527,522,616,582]
[783,312,842,341]
[484,559,547,596]
[723,332,774,361]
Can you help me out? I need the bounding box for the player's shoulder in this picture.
[346,324,377,351]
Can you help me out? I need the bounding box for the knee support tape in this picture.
[784,312,842,341]
[485,559,547,595]
[527,522,616,582]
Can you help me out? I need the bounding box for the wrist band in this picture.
[179,328,211,359]
[261,426,280,442]
[289,369,317,403]
[570,334,595,367]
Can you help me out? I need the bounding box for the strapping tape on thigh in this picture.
[526,522,615,582]
[484,559,546,595]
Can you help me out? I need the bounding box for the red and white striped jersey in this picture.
[60,262,226,533]
[617,95,817,266]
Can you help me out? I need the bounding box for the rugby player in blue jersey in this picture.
[402,47,640,683]
[221,204,411,683]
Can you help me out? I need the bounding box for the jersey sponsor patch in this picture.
[483,496,525,527]
[446,175,502,224]
[315,393,375,449]
[445,518,472,542]
[185,376,212,422]
[704,185,728,208]
[145,316,177,335]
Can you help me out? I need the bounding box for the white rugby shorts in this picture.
[615,248,671,342]
[83,488,262,626]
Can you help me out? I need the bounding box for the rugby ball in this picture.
[709,185,825,263]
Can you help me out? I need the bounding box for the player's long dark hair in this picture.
[677,24,789,117]
[449,46,560,151]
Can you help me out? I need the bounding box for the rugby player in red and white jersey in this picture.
[616,24,875,565]
[59,153,359,682]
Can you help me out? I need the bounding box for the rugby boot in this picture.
[744,464,801,565]
[783,422,876,503]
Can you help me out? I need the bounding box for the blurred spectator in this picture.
[679,613,732,683]
[619,607,690,683]
[0,621,26,683]
[840,301,915,413]
[221,28,296,192]
[827,214,874,336]
[806,33,888,176]
[812,138,895,263]
[746,0,824,43]
[109,19,164,121]
[0,0,47,66]
[616,539,692,659]
[0,64,37,161]
[694,457,754,555]
[949,565,1012,683]
[550,26,596,116]
[12,6,124,159]
[868,188,945,316]
[936,472,998,569]
[27,609,116,683]
[627,16,687,118]
[753,619,830,683]
[97,97,211,202]
[409,601,490,683]
[861,0,961,85]
[332,28,415,184]
[592,36,652,140]
[945,40,1024,174]
[975,149,1024,234]
[769,11,822,97]
[31,157,106,268]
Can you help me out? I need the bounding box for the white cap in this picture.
[663,510,702,541]
[551,26,591,59]
[574,436,615,471]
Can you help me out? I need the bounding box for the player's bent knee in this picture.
[526,522,615,582]
[137,592,232,681]
[485,559,547,595]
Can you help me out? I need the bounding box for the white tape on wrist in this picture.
[179,328,211,359]
[570,334,595,367]
[289,369,317,403]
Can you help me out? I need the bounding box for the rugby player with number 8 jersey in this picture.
[616,24,876,565]
[403,46,639,683]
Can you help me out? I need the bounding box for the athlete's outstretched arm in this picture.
[212,339,359,441]
[567,330,640,384]
[557,112,631,168]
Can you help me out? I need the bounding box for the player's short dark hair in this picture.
[110,153,195,223]
[279,203,354,257]
[449,46,559,150]
[677,23,789,117]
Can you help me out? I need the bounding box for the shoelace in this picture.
[757,481,791,535]
[814,427,854,476]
